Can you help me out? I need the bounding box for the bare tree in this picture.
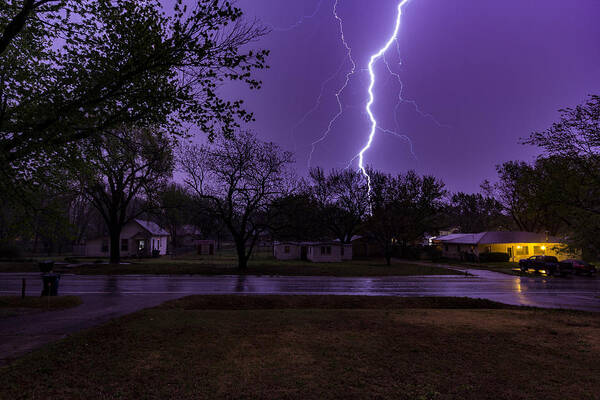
[74,126,173,263]
[180,131,293,269]
[308,167,370,243]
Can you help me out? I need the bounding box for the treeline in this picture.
[2,96,599,266]
[0,2,598,266]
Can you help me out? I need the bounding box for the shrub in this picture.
[0,244,22,260]
[423,246,442,261]
[479,252,509,263]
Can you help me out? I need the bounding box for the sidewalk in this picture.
[0,293,185,365]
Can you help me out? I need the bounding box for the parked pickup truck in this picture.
[519,255,573,276]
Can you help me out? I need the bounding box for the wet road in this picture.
[1,269,599,310]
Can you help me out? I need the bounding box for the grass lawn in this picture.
[1,295,598,399]
[435,260,520,275]
[0,262,39,273]
[0,250,461,276]
[0,296,82,318]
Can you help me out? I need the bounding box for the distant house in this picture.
[433,231,570,262]
[197,239,216,255]
[349,236,382,258]
[273,241,352,263]
[176,225,203,248]
[79,219,169,258]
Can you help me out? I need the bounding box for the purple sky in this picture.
[217,0,600,193]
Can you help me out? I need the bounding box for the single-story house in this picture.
[433,231,570,262]
[273,241,352,263]
[78,219,169,258]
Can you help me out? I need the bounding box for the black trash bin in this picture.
[41,273,60,296]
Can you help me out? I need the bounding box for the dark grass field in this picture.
[0,296,82,318]
[0,252,462,276]
[1,295,598,399]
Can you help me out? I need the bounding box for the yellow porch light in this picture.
[517,246,522,249]
[541,246,546,250]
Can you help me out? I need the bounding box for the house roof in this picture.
[434,231,562,245]
[176,225,202,236]
[134,219,169,236]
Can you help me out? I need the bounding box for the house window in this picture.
[138,240,145,251]
[485,246,492,253]
[284,246,290,254]
[516,245,529,256]
[341,246,344,256]
[321,246,331,255]
[121,239,128,251]
[533,246,545,255]
[101,240,108,253]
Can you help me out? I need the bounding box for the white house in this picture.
[79,219,169,258]
[273,241,352,263]
[433,231,570,262]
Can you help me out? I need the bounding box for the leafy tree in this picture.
[269,192,326,241]
[154,183,195,252]
[447,191,509,233]
[308,167,370,243]
[0,0,269,187]
[365,170,446,265]
[523,95,600,256]
[74,126,174,263]
[180,131,294,269]
[492,160,565,235]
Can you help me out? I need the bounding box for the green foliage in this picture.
[0,0,269,187]
[447,192,509,232]
[511,94,600,257]
[74,126,174,262]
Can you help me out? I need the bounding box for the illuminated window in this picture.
[516,246,529,256]
[138,240,145,251]
[533,246,545,255]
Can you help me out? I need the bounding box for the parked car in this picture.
[559,259,597,276]
[519,255,573,276]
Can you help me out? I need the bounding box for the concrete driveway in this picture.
[0,269,598,364]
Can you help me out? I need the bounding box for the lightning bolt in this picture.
[290,55,347,152]
[301,0,436,179]
[357,0,409,191]
[383,53,450,130]
[307,0,358,168]
[271,0,324,32]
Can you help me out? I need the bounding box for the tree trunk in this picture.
[385,253,392,266]
[109,228,121,264]
[235,239,248,270]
